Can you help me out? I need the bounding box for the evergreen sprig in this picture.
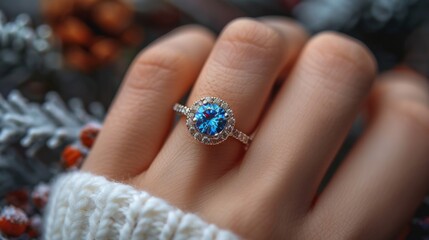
[0,91,104,195]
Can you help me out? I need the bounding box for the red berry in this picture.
[79,124,100,148]
[31,184,50,210]
[27,215,42,238]
[61,145,84,169]
[0,206,29,237]
[5,189,29,210]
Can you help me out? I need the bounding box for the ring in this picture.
[174,97,252,146]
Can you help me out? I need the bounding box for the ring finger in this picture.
[140,18,308,205]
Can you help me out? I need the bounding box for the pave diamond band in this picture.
[173,97,252,146]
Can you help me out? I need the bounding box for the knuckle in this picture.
[301,32,377,94]
[376,71,429,104]
[221,196,301,239]
[178,24,216,42]
[221,18,284,54]
[225,205,276,239]
[125,46,186,94]
[389,99,429,135]
[195,19,285,101]
[308,32,376,75]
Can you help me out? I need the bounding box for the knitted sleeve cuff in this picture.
[44,172,240,240]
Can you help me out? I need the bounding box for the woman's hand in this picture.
[81,17,429,239]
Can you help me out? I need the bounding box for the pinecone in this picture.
[42,0,144,72]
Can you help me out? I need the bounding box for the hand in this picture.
[82,17,429,239]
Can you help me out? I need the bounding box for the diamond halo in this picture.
[186,97,235,145]
[174,97,251,146]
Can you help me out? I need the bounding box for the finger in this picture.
[239,33,376,216]
[83,26,215,179]
[259,16,310,83]
[306,71,429,239]
[141,18,309,204]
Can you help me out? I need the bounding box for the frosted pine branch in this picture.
[0,91,104,157]
[0,91,104,195]
[294,0,420,32]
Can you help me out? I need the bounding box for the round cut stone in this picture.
[195,103,227,136]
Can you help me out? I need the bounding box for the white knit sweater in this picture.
[44,172,240,240]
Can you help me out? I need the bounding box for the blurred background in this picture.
[0,0,428,239]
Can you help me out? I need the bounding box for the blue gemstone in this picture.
[195,103,227,136]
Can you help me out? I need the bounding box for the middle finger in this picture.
[240,32,377,217]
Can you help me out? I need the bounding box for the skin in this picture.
[82,17,429,239]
